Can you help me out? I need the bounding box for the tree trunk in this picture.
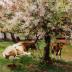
[40,17,52,63]
[44,44,51,61]
[43,32,52,63]
[10,32,16,42]
[16,36,20,43]
[2,32,7,40]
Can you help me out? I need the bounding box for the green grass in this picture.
[0,40,72,72]
[62,44,72,61]
[0,41,14,58]
[0,41,14,50]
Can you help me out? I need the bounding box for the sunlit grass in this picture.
[62,44,72,61]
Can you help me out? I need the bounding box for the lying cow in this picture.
[2,42,31,59]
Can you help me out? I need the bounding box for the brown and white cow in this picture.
[2,42,31,59]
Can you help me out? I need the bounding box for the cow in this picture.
[51,37,66,59]
[2,42,31,59]
[51,42,65,59]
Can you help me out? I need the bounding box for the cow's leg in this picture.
[59,48,62,59]
[5,55,9,59]
[56,49,60,60]
[51,49,54,58]
[56,51,58,56]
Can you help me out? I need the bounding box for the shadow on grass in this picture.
[0,56,72,72]
[53,59,72,65]
[38,59,72,72]
[8,57,72,72]
[6,56,39,72]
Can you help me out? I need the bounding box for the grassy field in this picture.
[0,40,72,72]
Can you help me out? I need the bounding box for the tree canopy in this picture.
[0,0,72,35]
